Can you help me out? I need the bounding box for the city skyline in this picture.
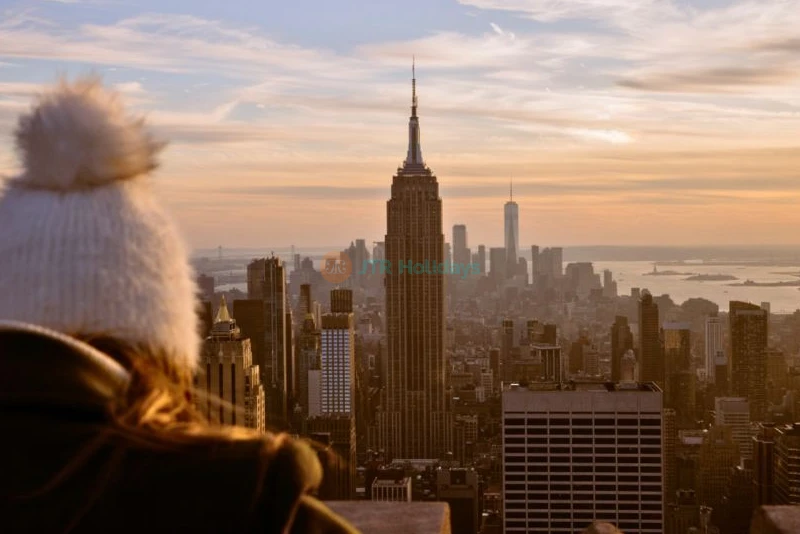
[2,0,800,248]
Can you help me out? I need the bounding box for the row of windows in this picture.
[504,483,662,493]
[506,436,661,444]
[505,446,662,455]
[504,493,664,502]
[506,511,663,521]
[506,501,663,511]
[504,418,661,426]
[505,474,662,483]
[505,464,662,473]
[506,455,661,464]
[505,431,661,439]
[506,521,662,531]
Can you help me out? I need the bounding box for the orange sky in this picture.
[1,0,800,249]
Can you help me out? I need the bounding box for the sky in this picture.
[1,0,800,250]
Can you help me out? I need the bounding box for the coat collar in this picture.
[0,320,130,414]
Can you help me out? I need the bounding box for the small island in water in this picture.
[730,279,800,287]
[684,274,738,281]
[644,265,694,276]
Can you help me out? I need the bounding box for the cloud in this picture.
[568,128,633,144]
[618,66,800,93]
[458,0,676,27]
[114,81,144,94]
[756,38,800,53]
[0,12,369,80]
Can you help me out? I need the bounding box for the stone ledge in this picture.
[751,506,800,534]
[326,501,451,534]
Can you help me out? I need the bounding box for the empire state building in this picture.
[378,66,452,460]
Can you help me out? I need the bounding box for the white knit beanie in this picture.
[0,77,200,368]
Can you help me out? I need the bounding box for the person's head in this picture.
[0,77,202,423]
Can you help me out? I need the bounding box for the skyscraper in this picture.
[477,244,486,276]
[639,290,663,386]
[611,316,634,382]
[705,313,724,384]
[296,309,320,418]
[551,247,563,278]
[321,290,355,415]
[489,247,506,284]
[663,323,694,428]
[774,423,800,504]
[699,425,740,514]
[502,382,664,533]
[504,180,519,279]
[197,296,265,433]
[379,65,451,460]
[453,224,469,266]
[729,301,768,420]
[753,423,776,507]
[715,397,752,462]
[247,257,289,422]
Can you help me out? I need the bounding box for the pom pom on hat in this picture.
[14,76,165,191]
[0,77,201,368]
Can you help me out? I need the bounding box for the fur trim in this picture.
[14,76,164,191]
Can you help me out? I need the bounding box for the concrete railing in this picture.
[325,503,800,534]
[326,502,451,533]
[750,506,800,534]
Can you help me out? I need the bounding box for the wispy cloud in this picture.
[1,2,800,246]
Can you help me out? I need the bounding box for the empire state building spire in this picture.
[406,58,423,165]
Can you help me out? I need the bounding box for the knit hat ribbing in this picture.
[0,77,201,368]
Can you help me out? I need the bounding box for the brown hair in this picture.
[78,334,272,443]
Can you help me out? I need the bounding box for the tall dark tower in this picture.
[246,257,289,424]
[638,290,663,386]
[610,315,634,382]
[379,62,451,460]
[730,301,768,420]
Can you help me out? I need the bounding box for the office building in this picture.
[379,69,451,460]
[489,247,506,284]
[774,423,800,504]
[530,245,539,281]
[705,314,724,384]
[611,316,634,382]
[198,300,213,339]
[753,423,776,507]
[437,468,480,534]
[639,290,662,386]
[551,247,563,277]
[309,430,353,500]
[502,382,664,533]
[699,425,740,513]
[453,224,469,266]
[371,469,412,502]
[247,257,289,422]
[321,293,355,415]
[197,296,265,433]
[621,350,638,382]
[477,244,486,275]
[308,417,356,500]
[729,301,768,420]
[504,182,519,279]
[197,273,215,301]
[663,323,694,428]
[531,343,562,383]
[715,397,753,462]
[296,311,320,418]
